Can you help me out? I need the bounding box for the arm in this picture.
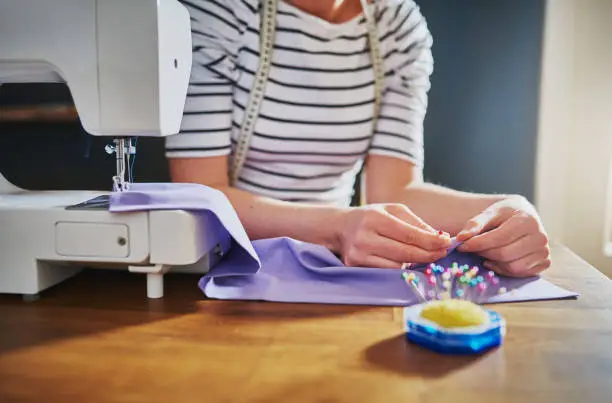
[365,155,507,236]
[169,156,346,252]
[169,156,451,267]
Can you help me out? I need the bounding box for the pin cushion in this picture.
[403,299,505,354]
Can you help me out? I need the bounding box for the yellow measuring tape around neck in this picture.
[229,0,384,187]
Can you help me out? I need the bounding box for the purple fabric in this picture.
[109,183,578,306]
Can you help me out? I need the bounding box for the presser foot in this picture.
[106,137,135,192]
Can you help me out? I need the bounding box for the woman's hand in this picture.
[339,204,452,268]
[456,196,551,277]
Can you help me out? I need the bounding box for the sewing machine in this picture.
[0,0,225,299]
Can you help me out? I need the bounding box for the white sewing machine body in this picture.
[0,191,228,298]
[0,0,222,298]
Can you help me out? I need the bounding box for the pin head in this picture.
[456,289,465,298]
[477,283,487,292]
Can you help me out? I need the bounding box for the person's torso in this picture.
[231,1,403,206]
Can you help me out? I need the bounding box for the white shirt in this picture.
[166,0,433,206]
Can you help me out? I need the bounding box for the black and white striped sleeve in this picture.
[369,0,433,167]
[165,0,254,158]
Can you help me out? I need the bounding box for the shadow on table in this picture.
[363,334,490,378]
[0,269,201,355]
[0,269,373,354]
[200,299,376,322]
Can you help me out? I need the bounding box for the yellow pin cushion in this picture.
[420,299,488,328]
[403,300,505,354]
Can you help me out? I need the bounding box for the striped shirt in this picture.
[165,0,434,206]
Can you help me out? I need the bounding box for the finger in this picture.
[524,259,552,276]
[484,250,550,278]
[477,233,547,263]
[483,260,526,278]
[346,254,402,269]
[505,250,550,276]
[456,209,503,242]
[458,214,530,253]
[483,260,511,277]
[385,204,437,233]
[378,214,451,251]
[365,234,449,264]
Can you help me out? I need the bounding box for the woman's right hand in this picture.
[338,204,452,268]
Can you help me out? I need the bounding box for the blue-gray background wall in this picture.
[420,0,545,201]
[0,0,545,200]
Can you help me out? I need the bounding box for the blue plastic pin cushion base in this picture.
[403,303,506,355]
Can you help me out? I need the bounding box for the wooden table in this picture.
[1,245,612,403]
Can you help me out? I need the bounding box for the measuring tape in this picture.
[230,0,385,187]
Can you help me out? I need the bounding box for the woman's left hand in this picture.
[455,196,551,277]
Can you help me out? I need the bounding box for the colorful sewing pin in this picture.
[428,275,443,298]
[498,287,507,294]
[476,282,488,303]
[402,271,427,302]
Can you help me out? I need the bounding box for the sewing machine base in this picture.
[0,190,227,299]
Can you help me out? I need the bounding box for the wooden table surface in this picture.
[1,244,612,403]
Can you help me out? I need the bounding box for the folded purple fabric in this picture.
[109,183,578,306]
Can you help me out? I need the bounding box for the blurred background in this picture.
[1,0,611,275]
